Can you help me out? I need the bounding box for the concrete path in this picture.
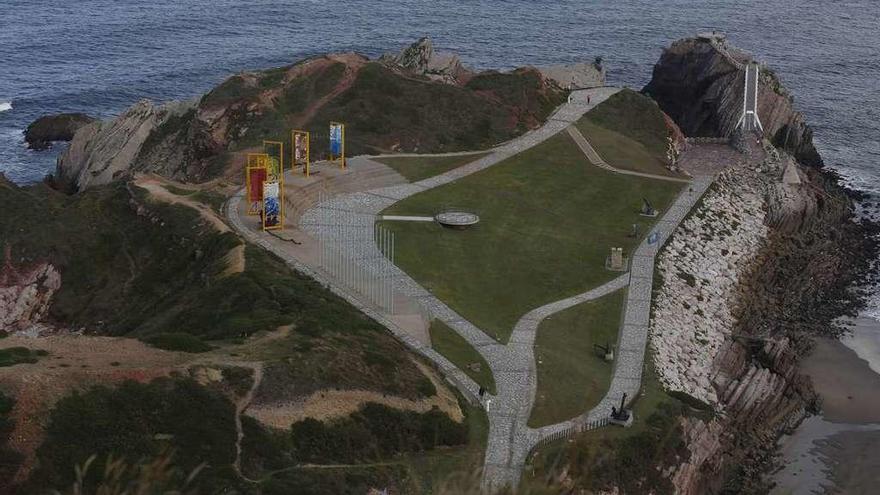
[226,85,715,492]
[528,175,713,445]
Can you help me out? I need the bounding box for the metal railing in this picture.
[317,190,396,313]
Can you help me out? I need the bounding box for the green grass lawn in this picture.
[374,152,491,183]
[576,89,684,178]
[381,131,683,342]
[529,289,625,427]
[429,320,496,394]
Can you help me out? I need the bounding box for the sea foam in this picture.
[0,101,11,113]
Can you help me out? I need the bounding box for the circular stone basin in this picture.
[435,210,480,228]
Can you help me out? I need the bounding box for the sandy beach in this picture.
[772,332,880,494]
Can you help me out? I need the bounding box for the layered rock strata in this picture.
[644,36,822,167]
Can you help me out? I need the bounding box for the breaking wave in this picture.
[0,101,11,113]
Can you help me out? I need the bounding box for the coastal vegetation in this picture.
[0,392,22,484]
[0,346,48,367]
[524,355,707,494]
[381,131,680,341]
[27,378,239,492]
[128,57,566,188]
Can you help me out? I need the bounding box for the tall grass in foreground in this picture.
[56,450,204,495]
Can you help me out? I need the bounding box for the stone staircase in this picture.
[283,157,407,225]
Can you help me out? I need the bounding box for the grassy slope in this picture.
[310,64,564,156]
[529,289,625,427]
[522,354,703,494]
[175,61,564,179]
[241,396,486,494]
[577,89,682,177]
[429,320,496,394]
[0,179,433,400]
[382,132,682,341]
[374,152,491,183]
[400,400,489,493]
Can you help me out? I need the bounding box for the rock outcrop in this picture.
[56,100,195,191]
[379,37,473,84]
[0,246,60,332]
[643,35,822,167]
[649,134,874,493]
[55,43,566,191]
[23,113,95,150]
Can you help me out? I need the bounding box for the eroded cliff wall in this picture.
[643,36,822,167]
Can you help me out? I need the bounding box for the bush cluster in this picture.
[289,402,468,464]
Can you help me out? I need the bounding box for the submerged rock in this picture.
[24,113,95,150]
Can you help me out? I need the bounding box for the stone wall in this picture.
[651,168,768,406]
[649,144,836,493]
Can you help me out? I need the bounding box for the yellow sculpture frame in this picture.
[291,130,310,177]
[329,122,345,169]
[245,153,269,216]
[261,141,285,231]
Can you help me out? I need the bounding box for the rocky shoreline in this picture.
[645,36,880,494]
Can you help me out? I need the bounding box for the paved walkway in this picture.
[528,175,713,445]
[226,86,716,492]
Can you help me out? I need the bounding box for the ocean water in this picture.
[2,1,880,330]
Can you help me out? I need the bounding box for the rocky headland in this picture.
[3,34,875,494]
[55,38,574,192]
[645,36,878,494]
[644,34,822,167]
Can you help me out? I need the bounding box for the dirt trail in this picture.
[134,174,245,274]
[135,174,230,233]
[221,244,246,276]
[292,54,365,128]
[231,362,263,481]
[246,360,463,428]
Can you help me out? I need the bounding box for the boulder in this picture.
[24,113,96,150]
[379,37,472,84]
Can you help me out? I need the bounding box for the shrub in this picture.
[142,333,212,353]
[29,378,238,492]
[289,403,467,464]
[0,392,23,492]
[0,347,45,367]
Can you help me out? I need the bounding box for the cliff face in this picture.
[56,100,195,191]
[0,249,60,332]
[651,148,843,493]
[378,37,473,84]
[643,36,822,167]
